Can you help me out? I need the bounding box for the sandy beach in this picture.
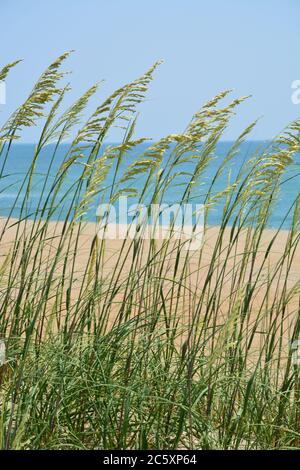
[1,217,299,351]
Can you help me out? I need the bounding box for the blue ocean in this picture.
[0,141,299,229]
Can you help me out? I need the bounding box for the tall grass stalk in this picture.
[0,54,300,449]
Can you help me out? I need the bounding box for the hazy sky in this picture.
[1,0,299,141]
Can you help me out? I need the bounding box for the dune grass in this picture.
[0,53,300,449]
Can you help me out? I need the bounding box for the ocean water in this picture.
[0,141,299,229]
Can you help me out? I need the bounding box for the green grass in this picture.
[0,53,300,449]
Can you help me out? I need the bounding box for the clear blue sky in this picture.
[1,0,299,141]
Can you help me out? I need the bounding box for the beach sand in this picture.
[0,217,299,356]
